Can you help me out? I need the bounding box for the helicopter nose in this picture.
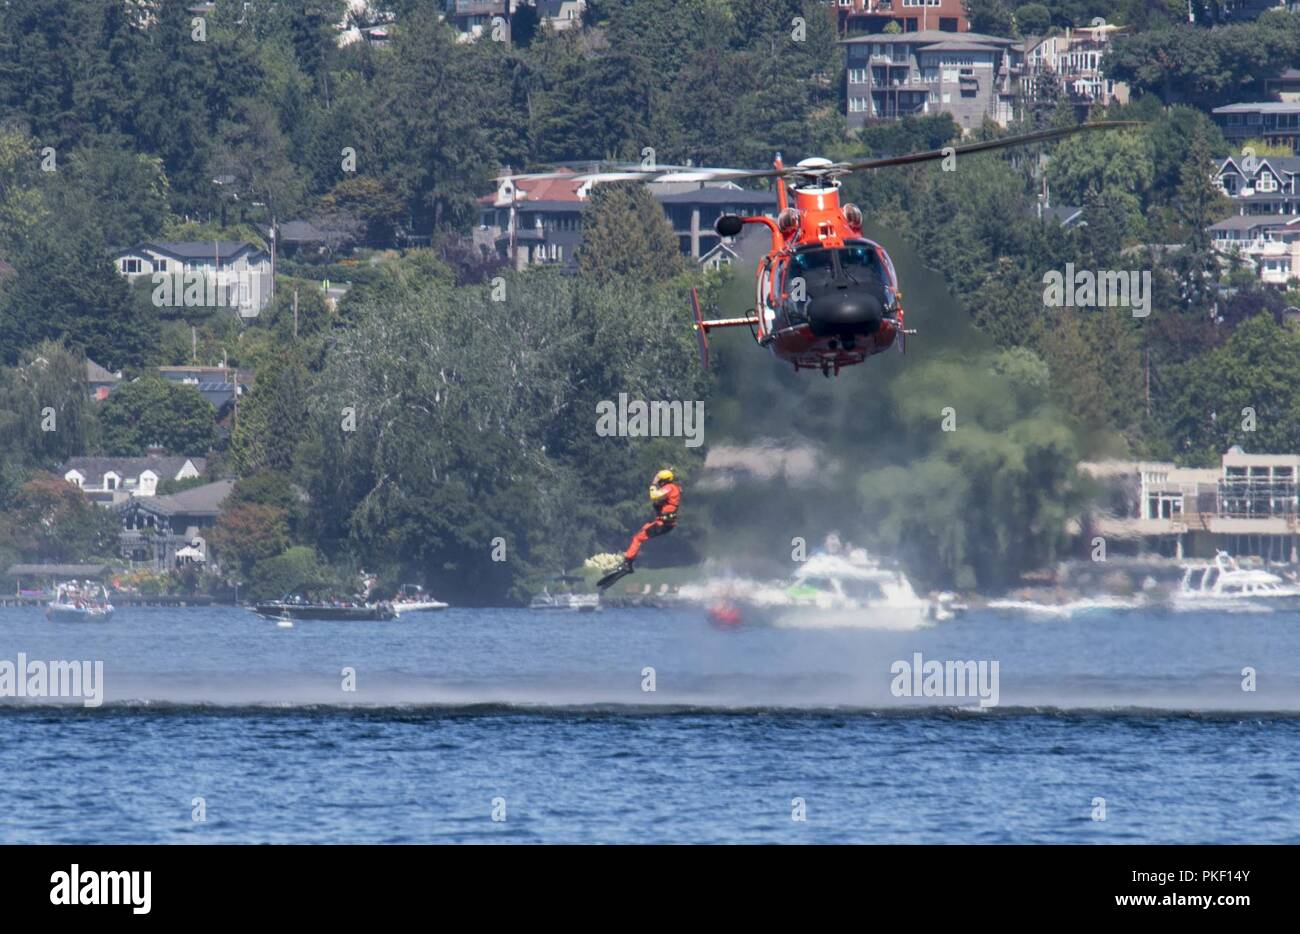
[805,288,884,338]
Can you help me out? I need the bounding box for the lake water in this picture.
[2,604,1298,843]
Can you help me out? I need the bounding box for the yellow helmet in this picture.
[655,469,675,484]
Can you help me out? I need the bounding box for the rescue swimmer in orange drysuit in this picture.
[612,469,680,579]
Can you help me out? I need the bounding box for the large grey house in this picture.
[842,30,1021,131]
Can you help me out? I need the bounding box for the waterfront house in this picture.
[117,478,234,572]
[1083,449,1300,563]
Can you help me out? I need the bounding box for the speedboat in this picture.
[46,581,114,623]
[390,584,449,614]
[1171,551,1300,610]
[253,589,397,621]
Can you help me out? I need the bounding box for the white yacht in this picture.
[1172,551,1300,610]
[768,551,934,629]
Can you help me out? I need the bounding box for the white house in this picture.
[112,241,272,317]
[60,455,207,507]
[1207,214,1300,286]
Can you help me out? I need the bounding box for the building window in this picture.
[156,258,168,271]
[122,257,142,274]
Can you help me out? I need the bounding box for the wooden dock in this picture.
[0,595,220,607]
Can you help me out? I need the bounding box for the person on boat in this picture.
[613,469,681,578]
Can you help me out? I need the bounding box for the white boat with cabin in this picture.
[1172,551,1300,610]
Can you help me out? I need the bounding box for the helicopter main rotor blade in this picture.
[494,120,1142,186]
[834,120,1141,173]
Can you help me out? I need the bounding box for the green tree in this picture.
[247,544,328,599]
[229,350,311,474]
[0,473,119,561]
[208,503,291,581]
[577,183,685,284]
[98,377,218,456]
[1164,314,1300,463]
[0,217,155,369]
[0,342,97,469]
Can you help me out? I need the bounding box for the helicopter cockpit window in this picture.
[789,248,833,272]
[840,245,880,274]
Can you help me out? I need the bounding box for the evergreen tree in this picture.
[577,183,684,284]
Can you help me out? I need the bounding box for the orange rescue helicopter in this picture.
[505,121,1133,377]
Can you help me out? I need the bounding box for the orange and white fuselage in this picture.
[702,159,907,377]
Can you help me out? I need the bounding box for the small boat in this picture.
[46,581,114,623]
[1171,551,1300,610]
[253,588,397,621]
[529,589,601,611]
[528,574,601,611]
[390,584,449,615]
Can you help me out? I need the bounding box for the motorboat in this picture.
[528,579,601,611]
[529,589,601,611]
[390,584,449,614]
[680,551,934,629]
[45,581,114,623]
[770,551,934,629]
[1172,551,1300,610]
[254,588,397,621]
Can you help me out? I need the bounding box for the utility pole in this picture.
[269,216,277,301]
[293,288,299,339]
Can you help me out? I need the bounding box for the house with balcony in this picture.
[1020,26,1129,116]
[1215,154,1300,216]
[834,0,967,36]
[61,454,207,507]
[112,241,272,317]
[1212,102,1300,155]
[842,30,1021,130]
[477,172,590,270]
[1084,450,1300,563]
[1208,214,1300,285]
[477,173,777,269]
